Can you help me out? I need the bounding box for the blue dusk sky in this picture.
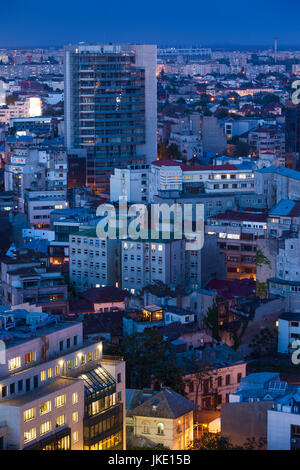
[1,0,300,48]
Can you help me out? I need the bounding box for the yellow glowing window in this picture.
[40,400,51,415]
[8,356,21,370]
[72,392,78,405]
[24,408,35,422]
[55,394,66,408]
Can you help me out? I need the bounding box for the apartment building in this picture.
[255,166,300,208]
[0,308,125,450]
[206,210,267,280]
[248,126,285,157]
[64,43,157,193]
[151,159,255,195]
[121,236,200,294]
[110,164,155,204]
[69,228,120,292]
[179,343,246,410]
[25,188,68,228]
[0,248,68,315]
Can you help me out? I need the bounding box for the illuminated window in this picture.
[55,365,60,376]
[56,414,65,427]
[157,423,164,435]
[24,428,36,444]
[158,245,163,251]
[24,408,35,422]
[40,400,51,415]
[72,392,78,405]
[73,431,79,443]
[8,356,21,370]
[55,394,66,408]
[40,421,51,435]
[40,370,46,382]
[48,368,53,379]
[24,351,36,364]
[72,411,79,423]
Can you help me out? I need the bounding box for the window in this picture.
[117,373,121,383]
[143,423,149,434]
[24,351,36,364]
[24,408,35,422]
[237,373,242,383]
[88,351,93,362]
[48,368,53,379]
[55,394,66,408]
[72,411,79,423]
[40,421,51,435]
[67,338,71,349]
[56,414,65,427]
[8,356,21,371]
[73,431,79,443]
[10,383,15,394]
[217,376,222,387]
[157,423,164,435]
[72,392,78,405]
[40,370,46,382]
[18,380,23,392]
[226,375,231,386]
[59,340,64,351]
[24,428,36,444]
[40,400,51,415]
[55,365,60,376]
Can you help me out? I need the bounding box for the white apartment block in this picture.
[0,308,126,450]
[110,165,155,204]
[277,313,300,354]
[69,228,120,291]
[121,237,201,294]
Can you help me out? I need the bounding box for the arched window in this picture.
[157,423,164,435]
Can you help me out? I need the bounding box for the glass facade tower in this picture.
[64,44,157,193]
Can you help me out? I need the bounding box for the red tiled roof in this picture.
[209,210,268,222]
[205,279,256,300]
[151,159,237,171]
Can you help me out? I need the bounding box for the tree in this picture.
[120,329,185,393]
[248,327,276,358]
[204,300,220,341]
[190,433,242,450]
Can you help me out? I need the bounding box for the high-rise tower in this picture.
[64,44,157,193]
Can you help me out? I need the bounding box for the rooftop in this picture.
[127,389,197,419]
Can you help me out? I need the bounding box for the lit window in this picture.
[72,411,79,423]
[56,414,65,427]
[40,400,51,415]
[55,394,66,408]
[72,392,78,405]
[157,423,164,435]
[40,370,46,382]
[8,356,21,371]
[40,421,51,435]
[24,351,36,364]
[158,245,163,251]
[24,428,36,444]
[48,368,53,379]
[73,431,79,443]
[24,408,35,422]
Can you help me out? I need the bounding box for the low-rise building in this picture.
[126,389,196,450]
